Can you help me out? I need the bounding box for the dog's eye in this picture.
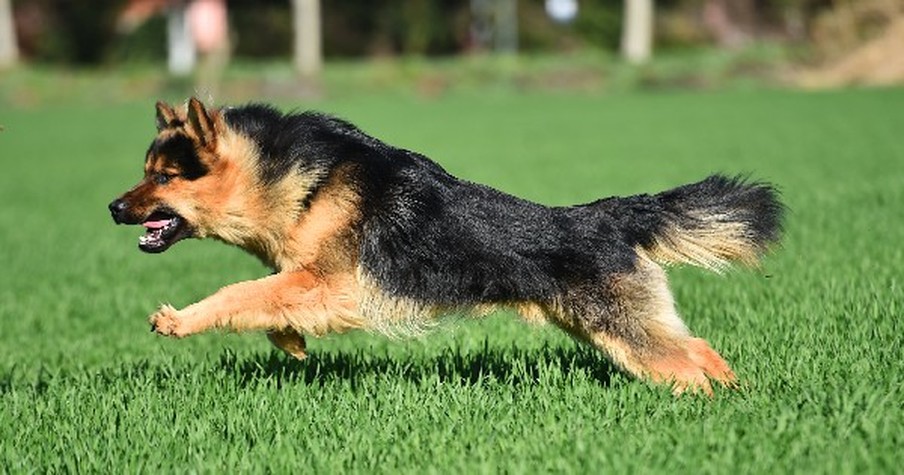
[154,173,176,185]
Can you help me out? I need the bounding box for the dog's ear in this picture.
[185,97,216,148]
[155,101,178,131]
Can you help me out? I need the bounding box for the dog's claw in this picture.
[148,304,185,337]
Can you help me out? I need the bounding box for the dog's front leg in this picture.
[149,270,364,338]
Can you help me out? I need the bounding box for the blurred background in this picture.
[1,0,903,104]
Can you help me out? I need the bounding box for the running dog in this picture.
[109,98,783,395]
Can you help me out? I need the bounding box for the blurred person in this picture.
[188,0,229,97]
[118,0,229,94]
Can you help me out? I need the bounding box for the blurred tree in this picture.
[702,0,755,48]
[54,0,121,64]
[571,0,622,51]
[621,0,653,63]
[10,0,890,69]
[0,0,16,68]
[470,0,518,53]
[402,0,430,55]
[292,0,322,77]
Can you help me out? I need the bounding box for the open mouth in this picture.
[138,210,190,253]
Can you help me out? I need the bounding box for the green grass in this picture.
[1,87,902,473]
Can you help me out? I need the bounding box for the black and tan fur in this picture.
[109,98,783,395]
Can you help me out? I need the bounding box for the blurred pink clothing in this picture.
[188,0,227,53]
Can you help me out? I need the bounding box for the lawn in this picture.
[0,86,902,472]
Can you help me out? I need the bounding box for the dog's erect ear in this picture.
[185,97,216,148]
[155,101,178,131]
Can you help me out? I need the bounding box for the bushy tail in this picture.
[595,175,784,272]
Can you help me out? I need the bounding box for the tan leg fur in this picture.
[149,270,366,339]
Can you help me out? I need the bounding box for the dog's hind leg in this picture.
[557,255,736,396]
[148,270,365,339]
[266,329,308,360]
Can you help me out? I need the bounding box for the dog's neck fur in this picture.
[207,126,360,275]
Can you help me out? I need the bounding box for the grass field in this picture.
[1,87,902,472]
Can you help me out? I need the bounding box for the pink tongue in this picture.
[143,218,173,230]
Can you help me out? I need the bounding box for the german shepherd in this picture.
[109,98,783,395]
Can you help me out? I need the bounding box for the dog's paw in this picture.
[149,304,187,338]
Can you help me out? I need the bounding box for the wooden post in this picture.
[621,0,653,64]
[0,0,17,69]
[293,0,322,77]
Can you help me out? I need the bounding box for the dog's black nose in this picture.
[109,199,128,223]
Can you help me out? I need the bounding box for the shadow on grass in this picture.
[0,344,618,395]
[220,343,618,389]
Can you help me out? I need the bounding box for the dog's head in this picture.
[109,98,231,253]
